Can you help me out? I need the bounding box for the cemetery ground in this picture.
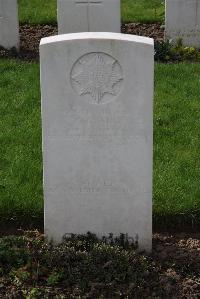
[1,59,200,297]
[0,0,200,298]
[1,59,200,231]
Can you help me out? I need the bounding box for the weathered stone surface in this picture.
[40,32,154,252]
[0,0,19,50]
[57,0,121,34]
[165,0,200,47]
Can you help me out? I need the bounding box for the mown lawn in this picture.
[154,63,200,228]
[0,59,200,229]
[0,60,43,226]
[18,0,165,25]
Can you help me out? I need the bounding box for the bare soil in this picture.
[0,228,199,298]
[152,233,200,298]
[0,23,164,61]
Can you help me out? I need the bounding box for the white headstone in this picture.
[0,0,19,50]
[57,0,121,34]
[165,0,200,47]
[40,32,154,252]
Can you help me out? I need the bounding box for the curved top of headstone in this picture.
[40,32,154,47]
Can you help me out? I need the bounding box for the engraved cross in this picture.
[75,0,102,31]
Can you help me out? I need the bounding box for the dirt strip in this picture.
[0,23,164,61]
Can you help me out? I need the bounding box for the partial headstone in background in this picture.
[57,0,121,34]
[165,0,200,47]
[0,0,19,50]
[40,32,154,252]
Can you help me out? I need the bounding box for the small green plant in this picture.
[10,267,31,285]
[171,39,200,61]
[155,39,200,62]
[22,287,42,299]
[47,271,63,286]
[0,236,29,272]
[154,40,172,61]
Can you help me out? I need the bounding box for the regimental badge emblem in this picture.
[70,52,123,104]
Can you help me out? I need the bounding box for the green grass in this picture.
[0,59,200,229]
[154,63,200,228]
[0,59,43,226]
[18,0,165,25]
[121,0,164,24]
[19,0,57,25]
